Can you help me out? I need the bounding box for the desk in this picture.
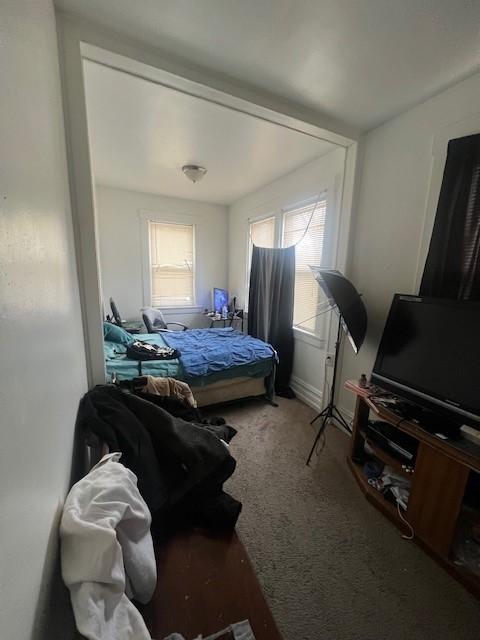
[205,310,244,331]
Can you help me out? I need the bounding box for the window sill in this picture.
[154,306,203,316]
[293,326,325,349]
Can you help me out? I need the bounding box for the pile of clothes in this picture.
[61,381,245,640]
[77,383,242,532]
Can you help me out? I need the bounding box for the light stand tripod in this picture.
[306,314,352,465]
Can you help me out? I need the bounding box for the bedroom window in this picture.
[246,216,275,307]
[148,221,195,307]
[248,216,275,273]
[282,199,327,333]
[249,216,276,251]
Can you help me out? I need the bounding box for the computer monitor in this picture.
[213,288,228,313]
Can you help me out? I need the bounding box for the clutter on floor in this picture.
[163,619,256,640]
[363,462,411,510]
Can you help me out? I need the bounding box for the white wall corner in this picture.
[290,375,323,412]
[337,405,354,431]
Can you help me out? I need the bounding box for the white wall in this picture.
[0,1,87,639]
[228,147,347,407]
[95,185,228,327]
[339,72,480,414]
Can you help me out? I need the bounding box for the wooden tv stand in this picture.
[345,380,480,598]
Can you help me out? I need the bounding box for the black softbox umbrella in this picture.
[309,267,367,353]
[306,267,368,465]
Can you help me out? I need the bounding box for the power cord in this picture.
[396,501,415,540]
[293,304,335,330]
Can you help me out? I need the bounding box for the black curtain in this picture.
[420,134,480,300]
[248,245,295,397]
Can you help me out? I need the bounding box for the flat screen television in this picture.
[213,287,228,313]
[371,294,480,429]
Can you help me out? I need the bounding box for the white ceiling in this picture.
[58,0,480,131]
[83,61,335,204]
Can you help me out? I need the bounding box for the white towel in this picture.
[60,452,156,640]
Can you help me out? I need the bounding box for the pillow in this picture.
[103,322,135,345]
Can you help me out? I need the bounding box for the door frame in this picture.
[56,12,359,385]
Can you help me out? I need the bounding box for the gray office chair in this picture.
[142,307,188,333]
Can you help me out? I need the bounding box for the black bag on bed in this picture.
[126,340,180,361]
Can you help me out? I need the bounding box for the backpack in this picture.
[126,340,180,361]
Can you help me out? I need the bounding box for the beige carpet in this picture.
[213,397,480,640]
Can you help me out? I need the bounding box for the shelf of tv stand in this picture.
[345,380,480,474]
[347,457,410,535]
[359,430,413,478]
[345,379,480,600]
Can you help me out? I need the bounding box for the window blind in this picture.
[283,199,327,332]
[149,221,194,307]
[250,216,275,249]
[246,216,275,308]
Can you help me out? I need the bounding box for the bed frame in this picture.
[191,360,277,407]
[192,375,267,407]
[111,358,277,408]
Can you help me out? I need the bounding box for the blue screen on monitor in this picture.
[213,288,228,312]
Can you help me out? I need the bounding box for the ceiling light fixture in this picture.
[182,164,207,183]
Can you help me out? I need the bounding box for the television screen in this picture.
[371,295,480,426]
[213,287,228,313]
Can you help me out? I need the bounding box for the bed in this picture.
[104,326,277,407]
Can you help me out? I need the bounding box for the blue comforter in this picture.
[162,328,276,379]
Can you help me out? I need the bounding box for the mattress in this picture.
[104,328,275,386]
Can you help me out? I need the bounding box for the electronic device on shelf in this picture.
[365,420,418,462]
[371,294,480,436]
[372,396,424,423]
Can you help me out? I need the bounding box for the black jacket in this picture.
[77,385,241,531]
